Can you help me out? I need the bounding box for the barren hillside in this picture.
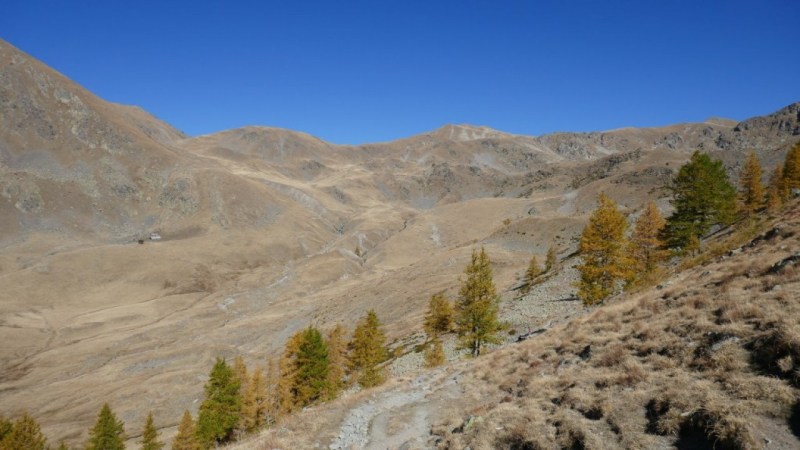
[0,37,798,447]
[233,202,800,450]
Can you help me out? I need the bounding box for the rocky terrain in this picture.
[0,37,799,446]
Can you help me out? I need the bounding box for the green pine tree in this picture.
[197,358,242,448]
[139,412,163,450]
[0,412,48,450]
[455,247,503,357]
[86,403,125,450]
[293,327,330,406]
[171,411,200,450]
[662,151,736,250]
[349,310,388,387]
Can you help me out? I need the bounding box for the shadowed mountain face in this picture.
[0,37,798,446]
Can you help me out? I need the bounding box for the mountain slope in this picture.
[233,202,800,450]
[0,37,799,447]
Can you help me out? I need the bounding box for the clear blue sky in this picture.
[3,1,799,144]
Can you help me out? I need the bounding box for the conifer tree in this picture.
[140,412,163,450]
[576,193,632,305]
[782,142,800,193]
[455,247,503,357]
[293,327,330,406]
[325,325,348,399]
[424,338,446,367]
[545,245,558,273]
[766,164,785,210]
[56,440,71,450]
[86,403,125,450]
[629,201,667,277]
[0,415,11,443]
[521,256,541,294]
[349,310,388,387]
[197,358,241,448]
[0,412,48,450]
[171,411,200,450]
[240,365,267,433]
[662,151,736,249]
[262,358,280,426]
[278,332,303,415]
[232,356,249,394]
[423,293,454,337]
[738,151,765,215]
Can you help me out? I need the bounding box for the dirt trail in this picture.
[328,368,463,450]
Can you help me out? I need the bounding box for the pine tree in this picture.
[629,200,667,277]
[576,193,632,305]
[662,151,736,249]
[349,310,388,387]
[140,412,163,450]
[325,325,348,399]
[766,164,785,210]
[782,142,800,194]
[424,338,445,367]
[240,365,267,433]
[423,293,454,337]
[521,256,541,294]
[171,411,200,450]
[197,357,241,448]
[86,403,125,450]
[738,151,765,215]
[293,327,330,406]
[545,245,558,273]
[0,412,48,450]
[455,247,503,357]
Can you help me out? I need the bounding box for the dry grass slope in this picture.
[436,204,800,450]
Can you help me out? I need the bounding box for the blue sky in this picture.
[3,1,799,144]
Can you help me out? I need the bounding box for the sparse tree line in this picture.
[574,143,800,305]
[3,143,797,450]
[0,310,389,450]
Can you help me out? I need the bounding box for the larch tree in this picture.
[264,358,281,425]
[738,151,765,215]
[662,151,736,250]
[349,310,388,388]
[521,256,541,294]
[455,247,503,357]
[240,365,267,433]
[782,142,800,193]
[0,415,11,443]
[424,337,445,367]
[232,356,249,395]
[423,293,454,337]
[576,193,632,305]
[0,413,48,450]
[171,411,200,450]
[629,200,667,277]
[325,325,348,399]
[278,332,304,415]
[197,357,241,448]
[140,412,164,450]
[545,245,558,273]
[766,164,785,210]
[86,403,125,450]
